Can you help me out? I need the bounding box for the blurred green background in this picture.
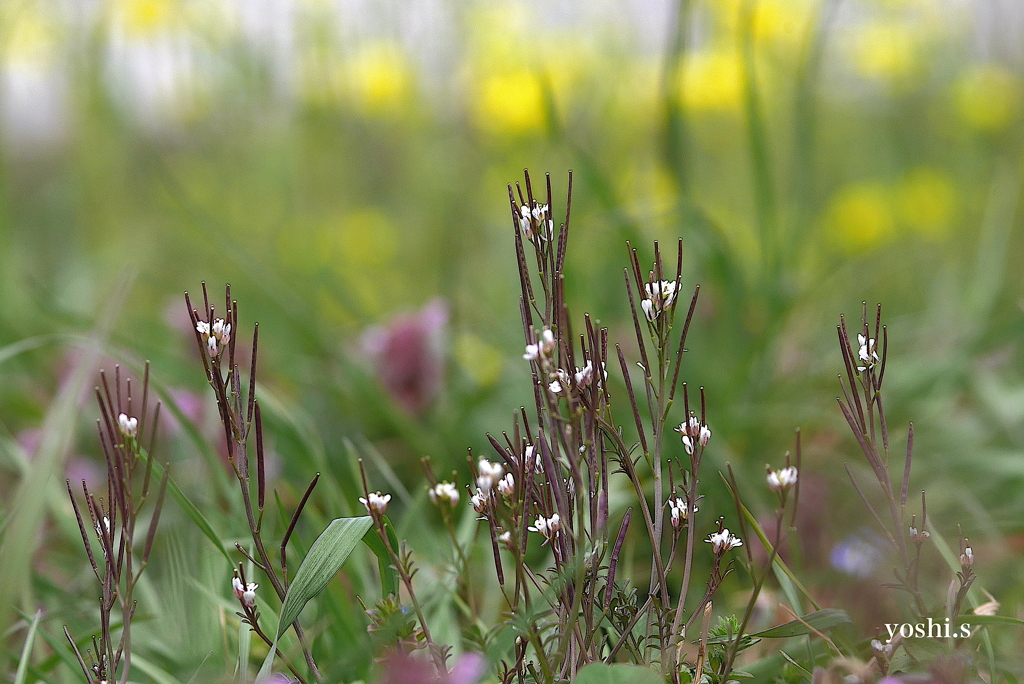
[2,0,1024,680]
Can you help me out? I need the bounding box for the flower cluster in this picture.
[360,491,392,514]
[857,333,879,371]
[766,466,798,493]
[667,497,696,529]
[641,279,678,321]
[523,328,556,364]
[675,416,711,455]
[232,576,258,608]
[705,528,743,554]
[196,318,231,357]
[529,513,561,542]
[117,413,138,438]
[476,459,504,492]
[517,201,553,242]
[428,482,460,507]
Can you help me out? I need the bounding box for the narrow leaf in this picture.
[14,610,41,684]
[751,609,851,639]
[276,516,374,638]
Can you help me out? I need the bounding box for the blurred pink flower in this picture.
[362,299,447,416]
[377,651,484,684]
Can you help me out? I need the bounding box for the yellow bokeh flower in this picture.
[110,0,179,36]
[953,64,1021,132]
[473,69,546,135]
[346,43,414,114]
[851,19,920,84]
[681,49,744,112]
[896,167,956,238]
[823,182,895,252]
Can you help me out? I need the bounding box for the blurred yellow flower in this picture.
[111,0,179,35]
[713,0,811,49]
[682,50,744,112]
[346,44,414,114]
[953,64,1020,132]
[851,19,920,84]
[896,167,956,238]
[823,182,895,252]
[2,6,58,64]
[473,69,546,134]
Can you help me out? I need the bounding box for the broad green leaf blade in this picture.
[750,609,851,639]
[276,516,374,639]
[361,515,400,597]
[573,663,663,684]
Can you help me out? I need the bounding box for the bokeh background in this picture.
[2,0,1023,680]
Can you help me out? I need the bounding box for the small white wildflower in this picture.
[961,546,974,567]
[529,513,561,541]
[198,317,231,357]
[242,582,258,608]
[909,526,930,543]
[642,280,678,321]
[523,328,556,362]
[871,639,893,659]
[470,488,488,514]
[548,379,563,394]
[767,466,798,493]
[497,473,516,498]
[498,530,513,548]
[476,459,504,492]
[676,417,711,454]
[857,333,879,371]
[95,516,111,539]
[428,482,460,507]
[232,576,245,599]
[574,361,593,388]
[521,444,541,472]
[705,528,743,554]
[117,413,138,438]
[359,491,391,514]
[668,498,698,528]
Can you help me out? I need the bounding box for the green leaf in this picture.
[573,663,663,684]
[750,609,851,639]
[276,516,374,638]
[13,610,41,684]
[958,615,1024,627]
[258,516,373,682]
[361,515,400,598]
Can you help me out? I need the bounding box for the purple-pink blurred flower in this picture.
[377,651,483,684]
[362,299,447,416]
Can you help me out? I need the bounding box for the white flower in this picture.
[470,488,488,513]
[523,328,556,362]
[233,577,258,607]
[961,546,974,567]
[641,280,678,321]
[676,417,711,454]
[359,491,391,514]
[498,530,513,548]
[428,482,460,507]
[242,583,258,608]
[518,202,553,241]
[95,516,111,539]
[117,413,138,438]
[668,497,696,528]
[529,513,561,541]
[476,459,504,492]
[871,639,893,658]
[497,473,515,498]
[767,466,798,493]
[197,317,231,357]
[857,333,879,371]
[548,379,563,394]
[520,444,541,472]
[705,528,743,554]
